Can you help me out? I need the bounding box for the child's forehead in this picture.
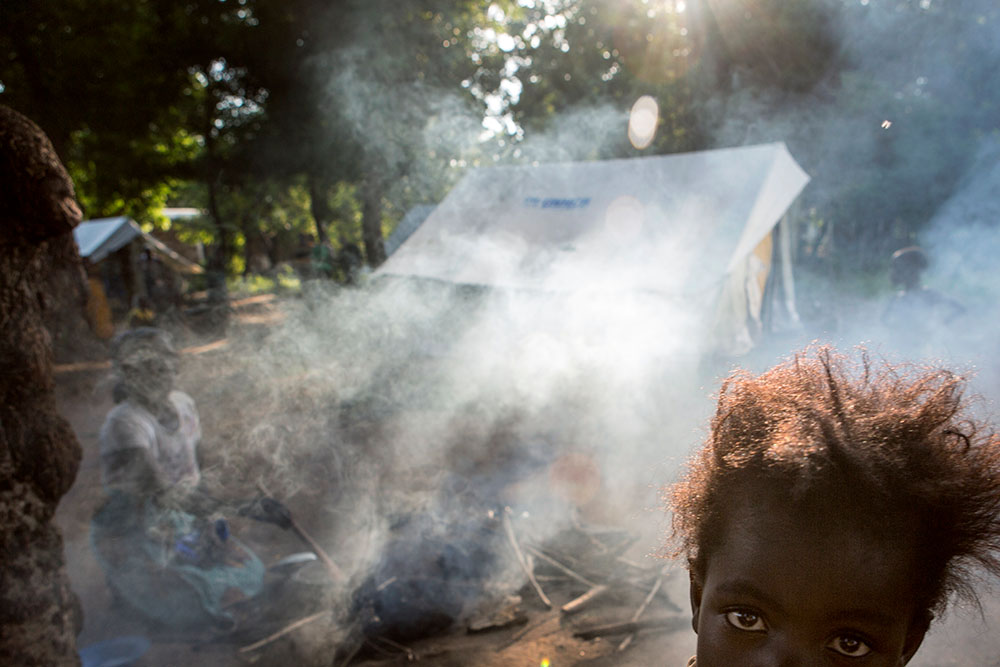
[714,479,920,557]
[702,498,926,631]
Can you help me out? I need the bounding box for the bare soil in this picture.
[52,294,1000,667]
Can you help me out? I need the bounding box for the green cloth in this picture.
[91,491,264,628]
[310,243,334,277]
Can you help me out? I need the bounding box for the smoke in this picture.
[67,1,1000,657]
[703,0,997,271]
[513,103,631,163]
[174,183,718,645]
[694,1,1000,367]
[912,135,1000,397]
[925,136,1000,301]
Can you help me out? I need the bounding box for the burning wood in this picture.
[238,610,331,653]
[572,615,681,640]
[331,513,685,665]
[616,563,670,651]
[478,519,685,657]
[524,545,597,588]
[502,508,553,608]
[560,584,610,615]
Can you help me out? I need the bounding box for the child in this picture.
[667,347,1000,666]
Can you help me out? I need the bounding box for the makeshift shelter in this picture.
[75,216,204,327]
[74,216,203,273]
[377,142,809,356]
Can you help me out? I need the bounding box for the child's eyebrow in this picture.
[714,579,787,614]
[717,580,899,629]
[825,609,898,630]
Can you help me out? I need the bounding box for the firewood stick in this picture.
[531,545,679,610]
[369,635,416,660]
[560,584,610,615]
[254,482,346,583]
[502,510,552,608]
[524,545,597,588]
[238,610,331,652]
[333,638,365,667]
[620,571,681,611]
[616,564,669,652]
[573,615,677,640]
[289,516,346,583]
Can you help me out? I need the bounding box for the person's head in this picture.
[111,327,178,406]
[889,246,928,290]
[668,346,1000,666]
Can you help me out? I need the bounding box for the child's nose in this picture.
[756,635,828,667]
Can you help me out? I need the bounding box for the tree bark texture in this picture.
[361,179,386,268]
[0,104,84,666]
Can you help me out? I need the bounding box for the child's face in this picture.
[689,494,929,666]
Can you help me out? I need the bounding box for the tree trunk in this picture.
[361,178,386,268]
[0,104,84,667]
[693,0,735,93]
[308,171,332,247]
[205,178,232,301]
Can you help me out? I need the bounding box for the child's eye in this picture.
[825,635,872,658]
[725,609,766,632]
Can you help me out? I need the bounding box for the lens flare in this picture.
[628,95,659,149]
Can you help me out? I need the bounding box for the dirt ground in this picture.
[51,362,698,667]
[51,295,1000,667]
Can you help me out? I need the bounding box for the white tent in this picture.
[386,204,436,257]
[74,216,203,274]
[378,142,809,356]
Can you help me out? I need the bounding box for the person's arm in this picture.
[100,446,163,494]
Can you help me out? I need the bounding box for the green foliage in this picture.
[2,0,995,282]
[323,182,364,248]
[463,0,710,160]
[226,265,301,297]
[0,0,247,218]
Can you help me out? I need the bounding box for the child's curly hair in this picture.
[668,346,1000,617]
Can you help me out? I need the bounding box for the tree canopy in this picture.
[2,0,996,278]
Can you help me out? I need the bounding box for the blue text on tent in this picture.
[524,197,592,210]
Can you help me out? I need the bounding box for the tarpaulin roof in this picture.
[74,216,203,273]
[74,216,140,262]
[377,142,809,297]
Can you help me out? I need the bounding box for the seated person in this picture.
[667,346,1000,666]
[91,328,265,629]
